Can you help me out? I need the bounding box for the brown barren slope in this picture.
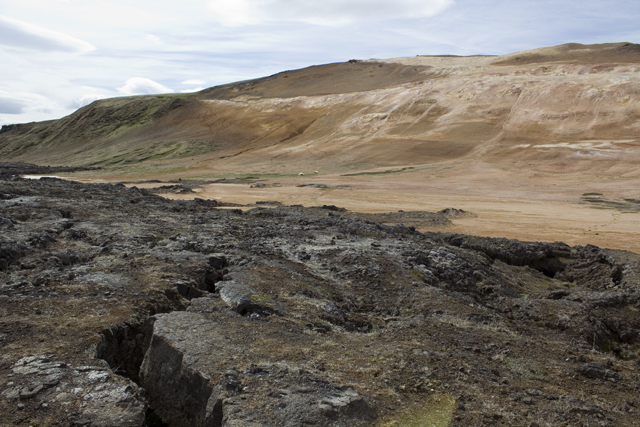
[1,42,639,174]
[493,42,640,65]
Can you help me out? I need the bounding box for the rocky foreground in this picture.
[1,174,639,426]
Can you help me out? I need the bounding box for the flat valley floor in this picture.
[67,161,640,254]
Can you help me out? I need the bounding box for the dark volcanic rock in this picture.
[140,306,374,426]
[217,281,283,315]
[0,176,639,426]
[148,184,197,194]
[2,355,145,426]
[577,362,608,379]
[0,162,99,178]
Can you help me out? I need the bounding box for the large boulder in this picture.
[139,298,374,426]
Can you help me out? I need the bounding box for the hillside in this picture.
[1,42,639,178]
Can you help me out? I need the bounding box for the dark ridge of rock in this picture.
[318,204,347,211]
[438,208,476,219]
[346,209,451,229]
[0,162,99,178]
[0,176,639,426]
[441,233,621,284]
[148,184,197,194]
[139,308,375,427]
[0,123,30,135]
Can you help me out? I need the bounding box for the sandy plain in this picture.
[110,159,640,254]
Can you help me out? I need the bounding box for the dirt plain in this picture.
[126,166,640,254]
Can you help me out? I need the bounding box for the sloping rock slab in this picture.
[218,280,284,316]
[2,355,145,426]
[139,299,374,426]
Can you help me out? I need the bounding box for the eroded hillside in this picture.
[1,42,639,178]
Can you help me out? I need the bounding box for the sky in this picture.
[1,0,639,126]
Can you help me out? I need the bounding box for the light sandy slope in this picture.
[142,50,640,178]
[2,42,639,177]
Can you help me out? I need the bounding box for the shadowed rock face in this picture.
[139,308,374,427]
[1,43,639,177]
[1,174,639,426]
[493,42,640,66]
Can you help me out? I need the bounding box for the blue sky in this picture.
[1,0,639,126]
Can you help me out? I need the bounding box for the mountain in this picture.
[1,42,639,178]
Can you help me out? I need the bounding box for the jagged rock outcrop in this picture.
[140,302,374,426]
[1,355,145,426]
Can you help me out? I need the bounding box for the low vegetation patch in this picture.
[580,193,640,212]
[341,167,416,176]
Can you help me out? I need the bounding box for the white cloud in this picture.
[0,97,26,114]
[68,93,107,110]
[0,89,66,125]
[181,87,204,93]
[146,34,161,44]
[207,0,454,26]
[0,14,95,53]
[182,79,206,85]
[208,0,258,26]
[117,77,173,95]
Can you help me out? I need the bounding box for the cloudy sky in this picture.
[1,0,639,126]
